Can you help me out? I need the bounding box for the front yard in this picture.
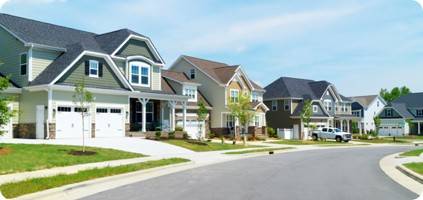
[268,140,353,146]
[400,149,423,157]
[0,144,144,175]
[162,139,262,152]
[403,162,423,175]
[355,137,409,144]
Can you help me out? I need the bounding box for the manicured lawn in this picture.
[0,144,144,175]
[163,140,262,152]
[269,140,348,145]
[355,138,409,144]
[0,158,189,198]
[224,147,293,155]
[403,162,423,175]
[399,135,423,141]
[400,149,423,157]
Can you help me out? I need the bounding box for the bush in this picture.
[220,136,225,144]
[267,127,277,138]
[208,132,216,139]
[168,131,175,139]
[183,132,189,140]
[155,131,162,140]
[175,126,184,131]
[187,140,208,146]
[368,130,378,138]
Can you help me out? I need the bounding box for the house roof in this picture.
[250,80,265,91]
[350,95,378,108]
[161,70,195,84]
[264,77,349,101]
[0,72,20,88]
[385,93,423,119]
[0,13,164,86]
[291,101,329,118]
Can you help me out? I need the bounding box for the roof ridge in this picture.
[95,28,129,37]
[0,13,96,35]
[183,55,228,66]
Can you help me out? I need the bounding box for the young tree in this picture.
[227,91,254,145]
[300,99,313,140]
[73,80,94,152]
[196,101,208,141]
[380,86,411,103]
[373,116,381,137]
[0,76,15,139]
[406,119,414,135]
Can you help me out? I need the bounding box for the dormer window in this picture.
[20,53,27,75]
[89,60,99,78]
[313,105,318,113]
[417,109,423,117]
[324,100,332,111]
[183,85,197,102]
[385,109,393,117]
[130,61,150,87]
[189,69,196,79]
[251,92,259,102]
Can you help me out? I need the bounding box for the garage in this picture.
[95,107,125,138]
[379,126,404,136]
[177,120,205,139]
[56,106,91,139]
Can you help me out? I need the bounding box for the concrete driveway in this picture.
[2,137,195,156]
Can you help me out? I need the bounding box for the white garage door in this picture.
[95,108,125,138]
[379,126,404,136]
[177,120,205,140]
[56,106,91,139]
[0,104,13,139]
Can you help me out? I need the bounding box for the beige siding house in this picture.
[169,55,269,138]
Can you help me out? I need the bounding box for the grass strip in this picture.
[163,139,262,152]
[355,139,409,144]
[268,140,347,145]
[400,149,423,157]
[224,147,293,155]
[403,162,423,175]
[0,158,189,198]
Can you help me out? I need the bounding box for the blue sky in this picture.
[1,0,422,96]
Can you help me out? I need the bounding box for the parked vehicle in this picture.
[312,127,352,142]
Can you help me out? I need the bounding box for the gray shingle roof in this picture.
[386,93,423,119]
[350,95,378,108]
[0,72,19,88]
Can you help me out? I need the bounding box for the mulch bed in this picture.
[68,150,97,156]
[0,147,12,156]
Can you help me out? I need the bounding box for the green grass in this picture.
[224,147,293,154]
[163,140,262,152]
[399,135,423,141]
[269,140,348,145]
[355,138,409,144]
[0,158,189,198]
[0,144,144,175]
[400,149,423,157]
[403,162,423,175]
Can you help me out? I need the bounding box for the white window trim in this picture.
[89,60,99,78]
[272,100,278,111]
[189,68,196,79]
[19,52,28,76]
[129,61,151,87]
[416,109,423,117]
[284,99,290,111]
[183,85,197,102]
[313,105,318,113]
[230,89,239,103]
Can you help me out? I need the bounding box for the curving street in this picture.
[83,146,418,200]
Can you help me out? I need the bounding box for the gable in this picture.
[116,39,159,63]
[379,107,403,119]
[56,55,127,90]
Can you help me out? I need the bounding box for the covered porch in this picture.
[334,116,361,134]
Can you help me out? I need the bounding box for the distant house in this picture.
[263,77,357,139]
[378,92,423,136]
[350,95,387,133]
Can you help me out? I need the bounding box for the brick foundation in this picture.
[15,123,36,139]
[48,123,56,139]
[91,123,96,138]
[125,123,130,136]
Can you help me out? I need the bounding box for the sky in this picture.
[0,0,422,96]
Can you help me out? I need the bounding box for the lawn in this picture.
[224,147,293,155]
[269,140,349,145]
[403,162,423,175]
[0,143,144,175]
[355,138,409,144]
[400,149,423,157]
[0,158,189,198]
[163,140,262,152]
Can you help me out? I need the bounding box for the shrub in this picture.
[168,131,175,139]
[220,136,225,144]
[368,130,377,138]
[359,134,369,140]
[175,126,184,131]
[183,132,189,140]
[267,127,277,138]
[155,131,162,140]
[187,140,208,146]
[208,132,216,139]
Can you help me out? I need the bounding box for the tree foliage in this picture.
[380,86,411,103]
[0,76,15,136]
[196,101,208,140]
[227,91,255,140]
[73,80,94,152]
[373,116,381,136]
[300,100,313,127]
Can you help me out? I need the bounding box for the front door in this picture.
[36,105,45,139]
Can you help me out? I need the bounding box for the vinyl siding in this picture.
[57,56,127,90]
[113,58,126,74]
[19,90,47,123]
[265,100,300,130]
[151,66,161,90]
[0,27,28,87]
[116,39,159,63]
[31,49,60,80]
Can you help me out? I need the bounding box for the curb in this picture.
[397,165,423,184]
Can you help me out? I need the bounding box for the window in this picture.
[284,100,290,111]
[110,109,122,114]
[251,93,259,102]
[135,102,154,123]
[272,100,278,111]
[352,111,360,117]
[324,100,332,111]
[417,109,423,117]
[313,105,318,113]
[255,116,260,127]
[342,104,347,112]
[230,89,239,103]
[75,107,88,112]
[377,101,380,107]
[57,106,71,112]
[89,60,99,77]
[385,109,392,117]
[130,61,150,86]
[225,114,235,128]
[20,53,27,75]
[183,86,197,102]
[189,69,196,79]
[96,108,108,113]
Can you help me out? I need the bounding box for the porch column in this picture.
[182,101,187,131]
[347,120,350,133]
[359,122,362,134]
[168,101,177,131]
[139,98,149,133]
[418,122,421,135]
[340,120,343,131]
[47,87,53,139]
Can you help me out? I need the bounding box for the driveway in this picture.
[83,146,418,200]
[2,137,195,156]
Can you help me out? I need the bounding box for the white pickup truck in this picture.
[311,127,352,142]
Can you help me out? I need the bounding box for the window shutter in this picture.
[99,62,103,77]
[84,61,89,75]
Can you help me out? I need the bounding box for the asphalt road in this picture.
[83,146,418,200]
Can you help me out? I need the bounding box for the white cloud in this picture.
[0,0,66,9]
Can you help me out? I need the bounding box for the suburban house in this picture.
[0,13,206,139]
[350,95,387,134]
[263,77,357,139]
[169,55,269,139]
[378,92,423,136]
